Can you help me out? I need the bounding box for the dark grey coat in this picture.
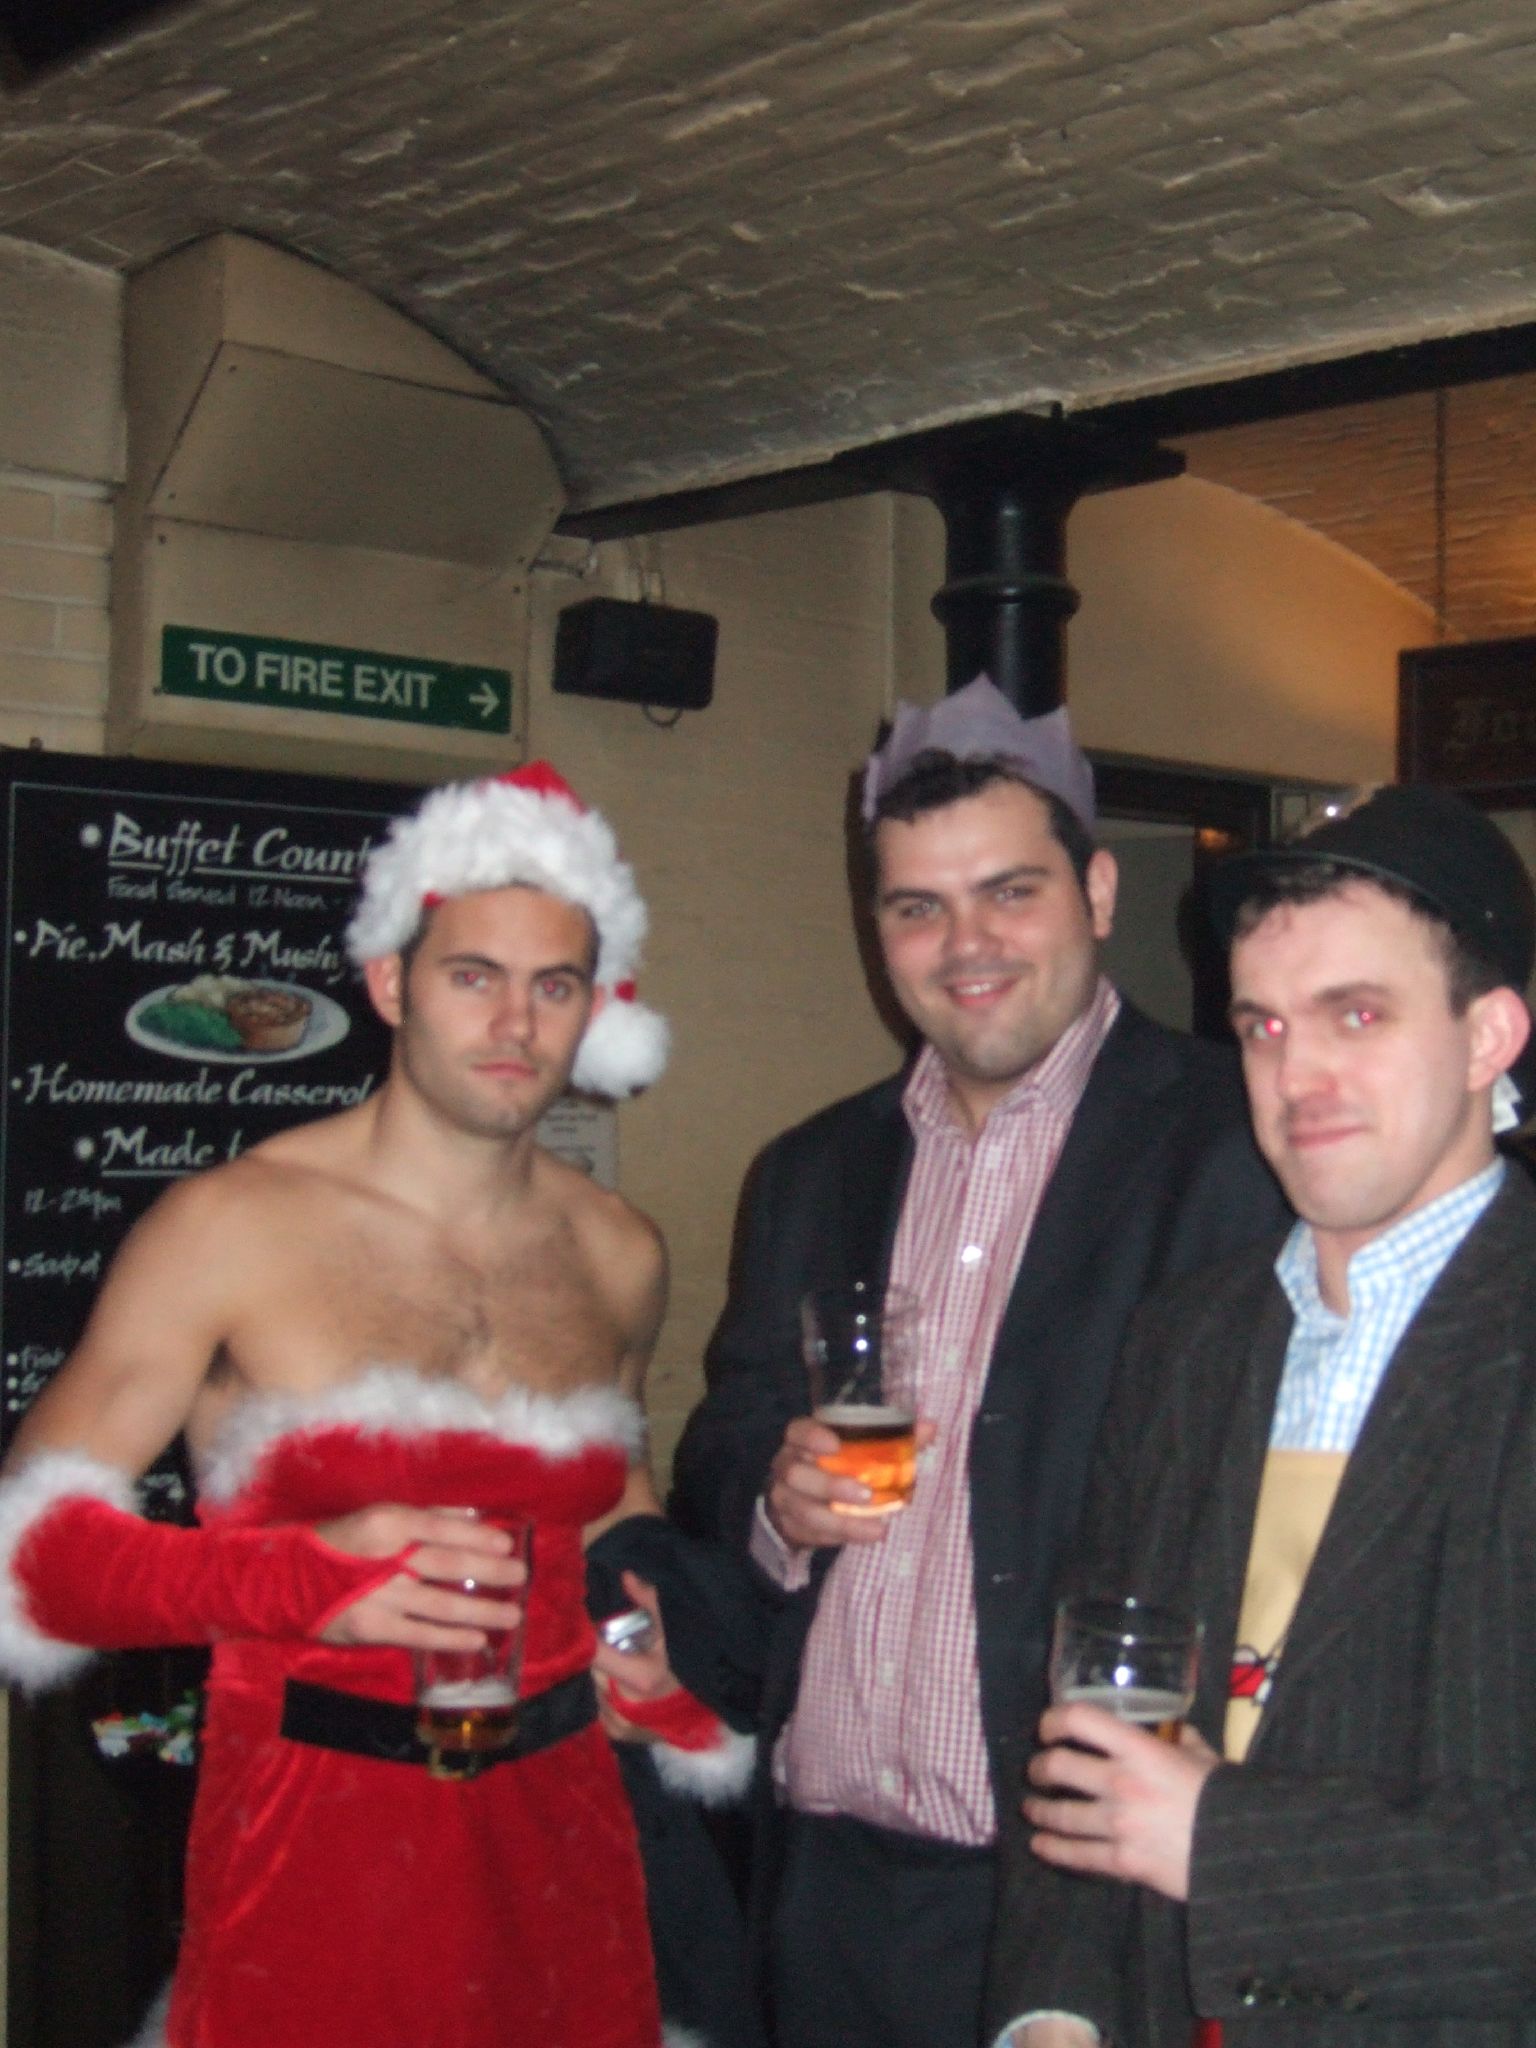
[987,1166,1536,2048]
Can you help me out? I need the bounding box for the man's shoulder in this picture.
[1088,1005,1266,1179]
[117,1144,308,1275]
[1096,1002,1246,1104]
[1136,1229,1287,1341]
[547,1149,665,1269]
[757,1069,909,1163]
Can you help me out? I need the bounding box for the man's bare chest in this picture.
[219,1218,627,1403]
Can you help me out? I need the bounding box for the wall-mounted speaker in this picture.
[1,0,192,78]
[553,598,717,713]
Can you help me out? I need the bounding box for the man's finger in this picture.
[399,1579,522,1632]
[783,1415,841,1458]
[1038,1701,1140,1756]
[1027,1744,1109,1799]
[767,1486,889,1548]
[1028,1829,1120,1876]
[1021,1790,1111,1841]
[405,1540,526,1590]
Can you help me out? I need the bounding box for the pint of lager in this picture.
[802,1282,922,1517]
[413,1517,531,1755]
[1049,1596,1202,1742]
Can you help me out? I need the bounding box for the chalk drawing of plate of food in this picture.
[126,976,350,1065]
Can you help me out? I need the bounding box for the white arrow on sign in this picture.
[471,680,502,721]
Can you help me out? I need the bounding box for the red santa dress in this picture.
[2,1370,665,2048]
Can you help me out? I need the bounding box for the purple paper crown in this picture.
[861,676,1096,831]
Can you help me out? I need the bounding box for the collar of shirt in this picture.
[901,976,1122,1142]
[1270,1158,1506,1452]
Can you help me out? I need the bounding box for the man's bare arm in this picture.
[586,1210,668,1542]
[6,1170,247,1476]
[0,1169,521,1662]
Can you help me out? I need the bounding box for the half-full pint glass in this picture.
[801,1282,921,1516]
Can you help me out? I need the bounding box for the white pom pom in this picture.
[571,998,670,1100]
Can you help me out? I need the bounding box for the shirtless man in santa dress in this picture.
[0,763,730,2048]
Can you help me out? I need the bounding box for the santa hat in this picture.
[346,762,669,1099]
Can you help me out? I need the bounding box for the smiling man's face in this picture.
[873,778,1117,1133]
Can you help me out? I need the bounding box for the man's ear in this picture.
[1085,847,1118,942]
[1467,985,1531,1095]
[362,953,405,1029]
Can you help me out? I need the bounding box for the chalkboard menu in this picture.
[0,749,409,1480]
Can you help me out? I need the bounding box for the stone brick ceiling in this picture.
[4,0,1536,631]
[1182,374,1536,644]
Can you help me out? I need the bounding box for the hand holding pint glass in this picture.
[414,1516,532,1764]
[1049,1595,1202,1741]
[801,1282,921,1516]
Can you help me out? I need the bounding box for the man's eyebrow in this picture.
[879,862,1051,905]
[1316,980,1393,1003]
[437,950,592,980]
[972,862,1051,891]
[1228,980,1394,1022]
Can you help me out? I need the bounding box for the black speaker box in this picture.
[553,598,717,713]
[1,0,190,76]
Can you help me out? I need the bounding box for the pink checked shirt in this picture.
[755,978,1120,1844]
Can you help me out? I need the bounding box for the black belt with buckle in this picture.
[280,1668,597,1781]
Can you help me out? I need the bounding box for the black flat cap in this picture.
[1207,783,1536,993]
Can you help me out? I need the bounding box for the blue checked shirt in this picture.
[1270,1160,1505,1452]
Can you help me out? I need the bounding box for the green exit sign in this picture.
[161,627,513,735]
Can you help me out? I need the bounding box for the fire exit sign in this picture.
[160,627,513,734]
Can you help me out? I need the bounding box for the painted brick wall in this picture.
[0,472,112,752]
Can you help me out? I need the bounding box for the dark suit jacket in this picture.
[671,1001,1287,1875]
[988,1167,1536,2048]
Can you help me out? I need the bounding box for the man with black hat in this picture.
[989,784,1536,2048]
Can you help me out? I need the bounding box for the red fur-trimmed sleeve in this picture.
[0,1452,406,1693]
[605,1682,757,1806]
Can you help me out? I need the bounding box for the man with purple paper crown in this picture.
[0,761,747,2048]
[672,678,1289,2048]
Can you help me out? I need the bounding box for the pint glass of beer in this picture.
[1049,1595,1201,1740]
[413,1517,532,1757]
[801,1282,921,1516]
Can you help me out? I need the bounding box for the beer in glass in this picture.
[801,1282,921,1516]
[413,1517,531,1754]
[1049,1595,1201,1741]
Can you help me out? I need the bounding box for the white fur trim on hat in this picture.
[570,994,670,1098]
[0,1451,136,1692]
[650,1726,757,1807]
[198,1366,644,1505]
[348,771,642,982]
[346,765,668,1098]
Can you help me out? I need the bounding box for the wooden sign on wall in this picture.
[1399,636,1536,805]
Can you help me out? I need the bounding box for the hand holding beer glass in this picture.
[800,1282,921,1516]
[414,1516,532,1766]
[1049,1595,1202,1739]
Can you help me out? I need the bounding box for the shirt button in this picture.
[942,1346,960,1371]
[893,1555,914,1580]
[879,1661,896,1686]
[959,1243,985,1267]
[879,1768,900,1796]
